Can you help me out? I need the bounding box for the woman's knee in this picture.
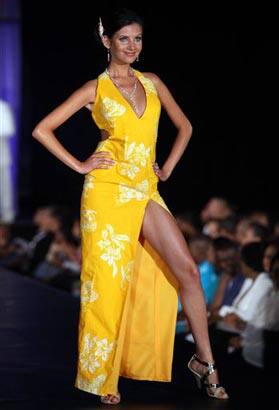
[177,261,200,290]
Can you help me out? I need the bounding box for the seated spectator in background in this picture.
[217,242,273,331]
[202,218,220,239]
[209,237,244,323]
[239,222,270,246]
[0,223,23,269]
[217,216,238,241]
[262,239,279,273]
[188,234,219,305]
[200,197,235,224]
[62,216,81,273]
[248,210,270,229]
[34,212,80,292]
[175,211,200,240]
[203,216,238,241]
[229,251,279,369]
[209,242,272,361]
[12,206,57,274]
[235,216,252,244]
[27,206,57,268]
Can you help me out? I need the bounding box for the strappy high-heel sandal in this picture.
[100,392,121,405]
[187,354,229,399]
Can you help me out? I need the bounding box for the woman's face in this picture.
[107,23,143,64]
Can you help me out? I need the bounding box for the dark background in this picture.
[19,1,276,219]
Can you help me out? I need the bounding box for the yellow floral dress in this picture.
[75,69,179,396]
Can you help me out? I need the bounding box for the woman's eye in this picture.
[119,37,128,42]
[135,37,142,42]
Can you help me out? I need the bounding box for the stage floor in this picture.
[0,268,264,409]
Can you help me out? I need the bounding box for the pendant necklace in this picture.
[106,68,141,117]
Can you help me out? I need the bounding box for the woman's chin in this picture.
[122,55,137,64]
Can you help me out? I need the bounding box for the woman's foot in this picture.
[100,392,121,405]
[188,354,229,399]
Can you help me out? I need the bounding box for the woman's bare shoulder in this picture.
[80,78,98,102]
[141,72,167,96]
[142,72,161,85]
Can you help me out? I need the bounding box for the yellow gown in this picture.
[75,69,179,396]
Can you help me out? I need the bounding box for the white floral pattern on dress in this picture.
[119,162,140,180]
[120,138,151,180]
[81,209,97,232]
[118,180,149,203]
[97,224,130,277]
[94,337,115,361]
[82,175,94,197]
[80,334,115,374]
[81,279,99,304]
[138,74,157,95]
[120,260,134,289]
[76,374,106,395]
[80,334,101,373]
[101,97,126,124]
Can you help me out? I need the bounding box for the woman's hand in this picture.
[78,151,115,175]
[152,162,171,181]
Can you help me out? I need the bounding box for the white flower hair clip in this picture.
[98,17,104,38]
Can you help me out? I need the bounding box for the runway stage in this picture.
[0,268,263,409]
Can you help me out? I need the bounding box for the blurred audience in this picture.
[175,211,200,240]
[200,197,235,223]
[188,234,219,305]
[262,239,279,273]
[209,237,244,323]
[238,221,270,246]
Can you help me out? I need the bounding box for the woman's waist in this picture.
[94,137,156,161]
[87,163,158,188]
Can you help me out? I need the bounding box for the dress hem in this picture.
[74,374,171,397]
[120,373,171,382]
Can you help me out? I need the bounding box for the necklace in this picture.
[106,68,141,117]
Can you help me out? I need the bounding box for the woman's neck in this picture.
[107,63,133,79]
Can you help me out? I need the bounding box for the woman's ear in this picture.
[101,35,111,50]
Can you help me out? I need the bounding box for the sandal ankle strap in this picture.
[204,382,221,389]
[192,354,216,375]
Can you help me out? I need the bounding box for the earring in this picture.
[107,49,110,62]
[136,54,139,62]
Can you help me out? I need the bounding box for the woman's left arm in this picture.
[145,73,193,181]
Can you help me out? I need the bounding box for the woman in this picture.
[32,9,228,404]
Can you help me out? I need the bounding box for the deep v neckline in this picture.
[105,69,148,120]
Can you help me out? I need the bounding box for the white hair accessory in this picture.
[98,17,104,38]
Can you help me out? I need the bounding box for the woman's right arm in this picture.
[32,80,114,174]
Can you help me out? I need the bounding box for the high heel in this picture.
[100,392,121,405]
[187,354,229,399]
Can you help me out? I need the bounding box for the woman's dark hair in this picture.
[240,242,265,272]
[97,8,144,40]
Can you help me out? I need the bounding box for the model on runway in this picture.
[32,8,228,404]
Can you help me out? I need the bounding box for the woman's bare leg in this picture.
[141,200,227,395]
[141,201,212,356]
